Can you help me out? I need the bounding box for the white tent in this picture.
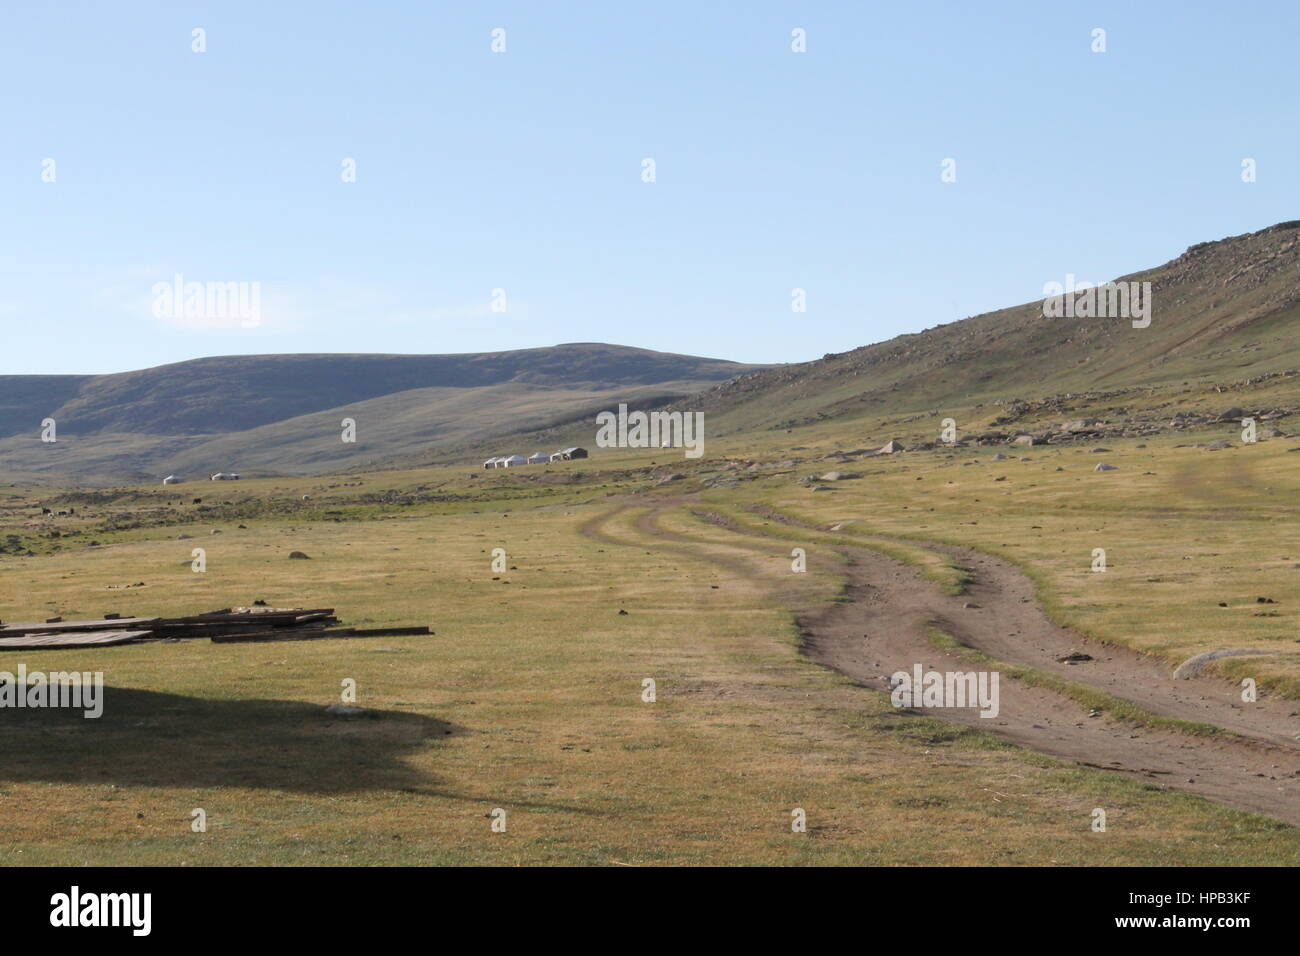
[483,457,501,469]
[501,455,528,467]
[527,452,549,464]
[162,475,180,485]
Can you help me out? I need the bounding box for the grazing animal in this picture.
[193,498,202,505]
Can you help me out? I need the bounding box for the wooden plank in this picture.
[211,607,334,617]
[210,626,430,645]
[0,617,159,636]
[162,608,335,626]
[211,628,356,644]
[0,630,152,650]
[150,619,337,637]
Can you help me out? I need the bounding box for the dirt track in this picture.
[580,499,1300,825]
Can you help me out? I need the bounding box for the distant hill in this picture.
[387,221,1300,465]
[0,345,766,484]
[673,220,1300,436]
[6,221,1298,484]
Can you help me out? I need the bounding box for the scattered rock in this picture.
[1093,463,1118,472]
[1061,419,1099,432]
[1173,648,1281,680]
[288,551,311,560]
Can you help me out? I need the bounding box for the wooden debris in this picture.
[210,625,432,645]
[0,606,426,649]
[0,617,159,637]
[0,630,152,650]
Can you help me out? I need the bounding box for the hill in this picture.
[5,221,1299,482]
[0,345,764,484]
[383,220,1300,466]
[680,220,1300,439]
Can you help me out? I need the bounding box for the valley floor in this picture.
[0,427,1296,864]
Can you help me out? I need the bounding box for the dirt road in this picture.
[580,499,1299,825]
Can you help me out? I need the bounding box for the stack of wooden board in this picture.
[0,607,431,650]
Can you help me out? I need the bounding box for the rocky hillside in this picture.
[686,221,1300,436]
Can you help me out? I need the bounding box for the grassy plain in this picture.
[1,416,1297,865]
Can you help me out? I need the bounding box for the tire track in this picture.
[581,498,1300,824]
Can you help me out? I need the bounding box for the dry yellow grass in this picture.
[1,442,1297,864]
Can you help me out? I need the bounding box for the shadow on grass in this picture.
[0,685,467,795]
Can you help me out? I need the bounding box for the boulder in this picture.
[1060,419,1099,432]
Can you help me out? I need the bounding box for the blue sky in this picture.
[1,0,1295,374]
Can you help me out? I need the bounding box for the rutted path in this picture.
[579,498,1300,825]
[747,505,1300,749]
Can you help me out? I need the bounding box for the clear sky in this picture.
[1,0,1294,375]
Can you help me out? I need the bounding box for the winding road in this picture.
[580,497,1299,825]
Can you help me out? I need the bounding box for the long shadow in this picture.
[0,685,464,794]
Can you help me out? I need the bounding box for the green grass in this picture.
[1,420,1298,865]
